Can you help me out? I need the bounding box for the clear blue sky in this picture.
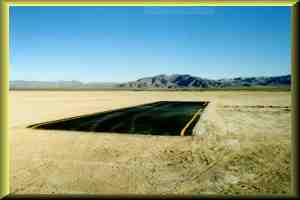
[10,6,291,82]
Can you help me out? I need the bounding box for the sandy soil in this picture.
[9,91,292,195]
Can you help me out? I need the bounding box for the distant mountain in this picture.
[10,74,291,90]
[118,74,291,89]
[9,80,119,90]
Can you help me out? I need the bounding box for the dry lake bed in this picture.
[9,90,292,195]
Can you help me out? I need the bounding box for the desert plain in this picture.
[9,90,292,195]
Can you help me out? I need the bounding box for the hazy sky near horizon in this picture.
[10,6,291,82]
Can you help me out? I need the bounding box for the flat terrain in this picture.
[29,101,207,136]
[10,91,292,195]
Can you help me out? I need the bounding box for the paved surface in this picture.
[30,101,207,136]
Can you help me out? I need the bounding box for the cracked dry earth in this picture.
[10,91,292,195]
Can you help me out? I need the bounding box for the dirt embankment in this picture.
[193,102,227,136]
[190,99,291,195]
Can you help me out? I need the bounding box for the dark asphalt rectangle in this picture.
[28,101,208,136]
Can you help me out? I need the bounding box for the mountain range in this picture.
[118,74,291,89]
[10,74,291,90]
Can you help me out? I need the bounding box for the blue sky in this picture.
[10,6,291,82]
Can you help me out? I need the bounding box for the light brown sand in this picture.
[9,91,291,195]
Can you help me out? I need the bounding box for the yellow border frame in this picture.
[0,0,298,198]
[0,0,9,199]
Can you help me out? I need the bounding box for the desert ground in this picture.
[9,90,292,195]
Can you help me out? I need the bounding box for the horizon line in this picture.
[10,73,291,84]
